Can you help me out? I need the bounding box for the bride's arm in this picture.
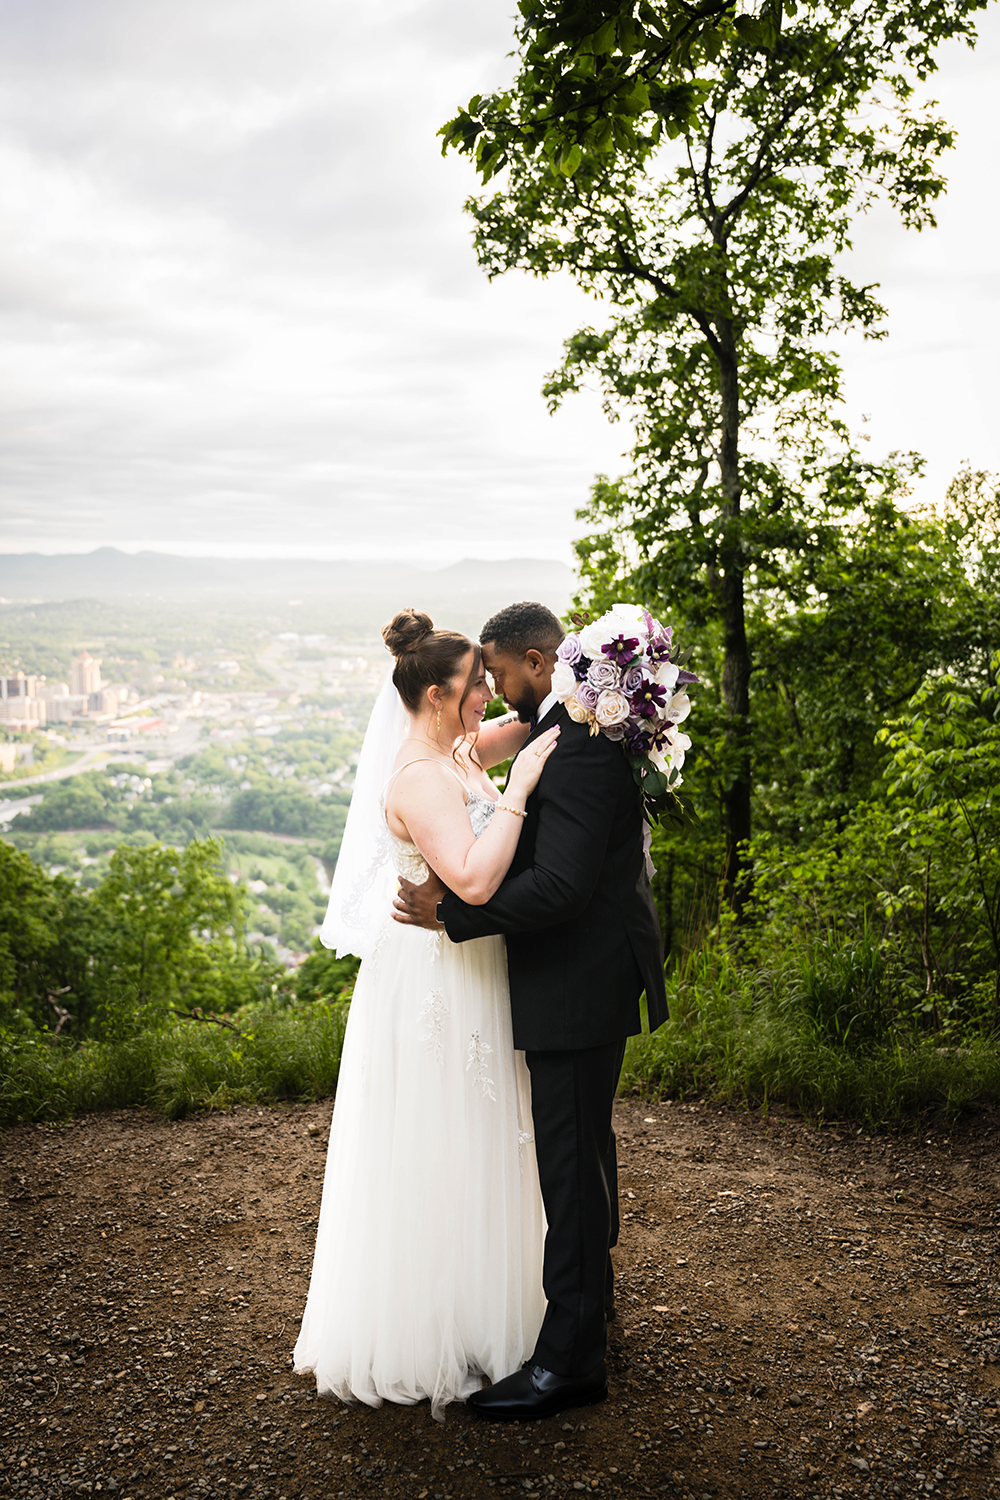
[473,711,530,770]
[386,730,559,905]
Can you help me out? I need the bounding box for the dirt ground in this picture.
[2,1095,999,1500]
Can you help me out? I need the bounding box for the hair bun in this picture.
[382,608,435,658]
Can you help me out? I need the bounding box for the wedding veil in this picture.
[319,668,409,962]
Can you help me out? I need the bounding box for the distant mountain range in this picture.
[0,548,577,614]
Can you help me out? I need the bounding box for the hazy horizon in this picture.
[0,1,997,563]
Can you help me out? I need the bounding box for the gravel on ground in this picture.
[2,1096,999,1500]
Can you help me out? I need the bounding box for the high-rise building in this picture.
[0,673,47,727]
[70,652,102,698]
[88,689,120,717]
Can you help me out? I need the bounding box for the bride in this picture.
[293,608,558,1419]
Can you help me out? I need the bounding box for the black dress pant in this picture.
[524,1035,627,1378]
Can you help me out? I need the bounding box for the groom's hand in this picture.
[393,872,447,929]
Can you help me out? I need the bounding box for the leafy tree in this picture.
[90,839,249,1033]
[226,786,348,843]
[294,939,360,1004]
[877,653,1000,1025]
[750,492,989,842]
[18,771,120,832]
[441,0,780,180]
[0,843,67,1030]
[452,0,987,914]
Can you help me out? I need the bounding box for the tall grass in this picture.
[623,931,1000,1126]
[0,1000,349,1127]
[5,931,999,1131]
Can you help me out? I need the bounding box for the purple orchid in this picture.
[630,681,669,719]
[646,720,676,752]
[601,633,640,668]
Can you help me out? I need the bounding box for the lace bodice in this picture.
[382,783,497,882]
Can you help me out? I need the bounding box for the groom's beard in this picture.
[511,696,537,724]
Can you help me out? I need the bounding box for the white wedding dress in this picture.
[293,785,546,1420]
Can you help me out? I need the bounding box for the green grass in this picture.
[0,1000,349,1127]
[5,928,999,1132]
[623,937,1000,1126]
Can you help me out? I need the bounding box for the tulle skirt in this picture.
[293,921,546,1419]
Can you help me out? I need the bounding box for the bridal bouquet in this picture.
[551,602,697,821]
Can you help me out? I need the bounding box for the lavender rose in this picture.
[557,634,583,666]
[587,658,620,691]
[621,660,649,695]
[576,681,600,713]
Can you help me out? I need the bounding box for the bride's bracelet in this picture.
[496,802,527,819]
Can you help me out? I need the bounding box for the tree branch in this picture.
[45,988,73,1039]
[171,1007,244,1036]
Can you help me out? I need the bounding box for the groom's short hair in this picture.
[480,601,564,659]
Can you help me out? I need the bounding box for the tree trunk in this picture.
[715,317,753,920]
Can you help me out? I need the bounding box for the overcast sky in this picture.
[0,0,997,564]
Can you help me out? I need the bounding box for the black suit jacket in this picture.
[441,703,668,1052]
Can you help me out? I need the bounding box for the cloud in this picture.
[0,0,996,560]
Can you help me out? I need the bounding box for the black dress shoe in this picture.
[466,1362,607,1421]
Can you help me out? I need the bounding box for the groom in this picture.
[393,600,667,1420]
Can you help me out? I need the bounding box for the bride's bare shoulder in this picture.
[386,754,465,803]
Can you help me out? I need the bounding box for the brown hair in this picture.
[382,609,481,760]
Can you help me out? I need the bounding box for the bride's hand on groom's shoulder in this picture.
[393,872,447,929]
[508,725,560,800]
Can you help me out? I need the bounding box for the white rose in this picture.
[564,695,592,725]
[609,602,647,636]
[595,688,630,727]
[654,660,679,693]
[578,620,613,661]
[667,691,691,724]
[551,659,577,700]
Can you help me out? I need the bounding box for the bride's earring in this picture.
[435,706,442,737]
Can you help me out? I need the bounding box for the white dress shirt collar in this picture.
[534,687,560,726]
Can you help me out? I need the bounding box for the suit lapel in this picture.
[520,700,564,750]
[506,701,565,792]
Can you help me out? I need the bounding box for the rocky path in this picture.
[1,1098,999,1500]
